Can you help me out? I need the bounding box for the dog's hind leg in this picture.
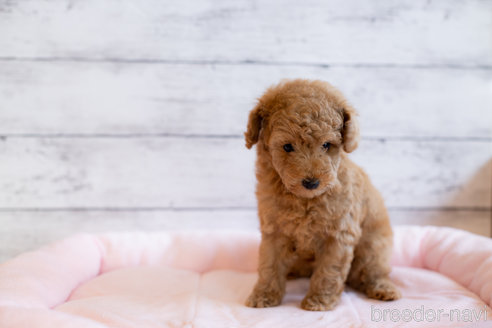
[346,198,401,301]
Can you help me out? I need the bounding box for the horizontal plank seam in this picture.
[0,134,491,142]
[0,57,491,70]
[0,206,490,212]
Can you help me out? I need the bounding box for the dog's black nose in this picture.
[302,178,319,190]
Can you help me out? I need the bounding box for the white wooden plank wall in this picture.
[0,0,491,262]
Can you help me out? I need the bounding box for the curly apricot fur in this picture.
[244,79,401,311]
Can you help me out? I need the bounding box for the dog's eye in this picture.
[283,144,294,152]
[323,142,331,150]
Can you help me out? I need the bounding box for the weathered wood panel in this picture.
[389,210,491,236]
[0,137,489,208]
[0,0,490,264]
[0,62,490,138]
[0,209,488,262]
[0,0,490,66]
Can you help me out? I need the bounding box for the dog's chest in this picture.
[279,195,351,243]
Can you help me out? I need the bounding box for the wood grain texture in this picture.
[0,137,489,208]
[0,0,490,262]
[0,62,491,138]
[0,0,491,66]
[0,209,489,262]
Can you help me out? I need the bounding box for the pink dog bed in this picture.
[0,226,491,327]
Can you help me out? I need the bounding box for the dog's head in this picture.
[245,79,359,198]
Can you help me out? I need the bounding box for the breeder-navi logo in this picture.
[371,305,488,323]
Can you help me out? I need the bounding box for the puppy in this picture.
[244,79,401,311]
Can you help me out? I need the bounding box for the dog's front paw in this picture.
[301,292,339,311]
[245,289,283,308]
[365,278,401,301]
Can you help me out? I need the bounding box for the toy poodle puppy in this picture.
[244,79,401,311]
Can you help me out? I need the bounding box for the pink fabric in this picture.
[0,226,491,327]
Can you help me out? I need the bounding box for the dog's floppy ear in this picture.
[342,104,360,153]
[244,103,264,149]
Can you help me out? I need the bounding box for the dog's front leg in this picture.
[246,234,292,308]
[301,235,355,311]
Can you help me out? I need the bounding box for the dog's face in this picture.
[267,105,345,198]
[245,79,359,198]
